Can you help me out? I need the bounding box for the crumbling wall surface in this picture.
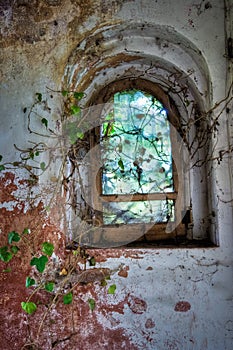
[0,1,233,349]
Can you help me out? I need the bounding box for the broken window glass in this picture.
[99,89,174,225]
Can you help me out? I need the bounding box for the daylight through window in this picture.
[100,89,176,226]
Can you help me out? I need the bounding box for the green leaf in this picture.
[88,298,95,311]
[0,246,13,262]
[118,159,124,171]
[8,231,20,244]
[42,242,54,257]
[100,275,110,287]
[11,246,19,254]
[26,277,36,288]
[76,131,84,139]
[40,162,46,171]
[36,93,42,102]
[63,292,73,305]
[35,151,40,156]
[45,281,54,292]
[104,123,115,137]
[62,90,68,97]
[107,284,116,295]
[70,105,81,115]
[30,255,48,273]
[0,165,5,171]
[88,256,96,266]
[73,92,84,100]
[23,228,30,234]
[41,118,48,128]
[21,301,37,314]
[29,151,34,160]
[3,268,11,273]
[100,279,107,287]
[69,136,77,145]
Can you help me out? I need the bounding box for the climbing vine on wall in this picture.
[0,88,117,349]
[0,78,232,348]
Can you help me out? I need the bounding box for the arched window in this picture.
[87,79,191,246]
[101,89,174,225]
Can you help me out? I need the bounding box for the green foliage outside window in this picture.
[101,90,174,224]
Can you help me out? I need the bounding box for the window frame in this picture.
[87,79,191,245]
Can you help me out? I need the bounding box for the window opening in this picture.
[66,78,213,247]
[95,89,179,232]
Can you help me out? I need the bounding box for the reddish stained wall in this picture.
[0,172,142,349]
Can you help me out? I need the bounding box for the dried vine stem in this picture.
[1,78,232,349]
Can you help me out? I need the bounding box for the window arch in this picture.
[64,22,215,247]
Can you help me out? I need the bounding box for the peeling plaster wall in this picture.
[0,1,233,350]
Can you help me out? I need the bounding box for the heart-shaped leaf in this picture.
[73,92,84,100]
[21,301,37,314]
[8,231,20,244]
[45,282,54,292]
[30,255,48,273]
[23,228,30,234]
[11,246,19,254]
[70,105,81,115]
[26,277,36,288]
[88,256,96,266]
[0,246,13,262]
[108,284,116,295]
[63,292,73,305]
[41,118,48,128]
[36,93,42,102]
[118,159,124,171]
[42,242,54,257]
[40,162,46,171]
[88,298,95,311]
